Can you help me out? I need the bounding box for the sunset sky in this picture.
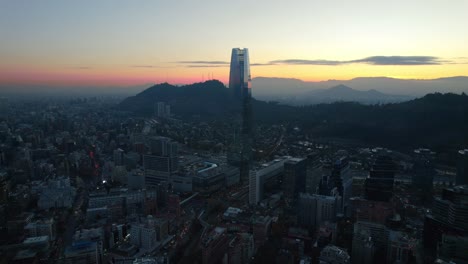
[1,0,467,86]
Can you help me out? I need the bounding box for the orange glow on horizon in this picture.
[1,62,468,87]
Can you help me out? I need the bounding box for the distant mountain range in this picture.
[276,84,413,105]
[252,76,468,102]
[1,76,466,101]
[118,80,468,149]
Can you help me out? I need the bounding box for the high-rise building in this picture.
[306,153,325,195]
[349,197,394,225]
[328,156,353,215]
[130,215,160,250]
[364,155,397,202]
[253,215,272,251]
[64,241,100,264]
[352,221,389,263]
[457,149,468,185]
[351,232,375,264]
[298,193,339,231]
[201,227,230,264]
[229,48,251,99]
[427,187,468,261]
[73,228,104,263]
[284,158,307,199]
[155,102,171,118]
[437,234,468,263]
[228,48,252,185]
[249,156,290,205]
[432,185,468,230]
[144,137,178,186]
[167,194,181,218]
[192,162,225,195]
[113,148,125,166]
[413,148,435,202]
[227,233,254,264]
[148,136,178,157]
[386,230,413,264]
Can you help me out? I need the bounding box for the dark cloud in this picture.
[270,56,447,66]
[352,56,443,65]
[175,56,449,68]
[250,63,273,66]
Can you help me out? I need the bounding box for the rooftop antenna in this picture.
[202,73,204,82]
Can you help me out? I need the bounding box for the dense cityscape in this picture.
[0,46,467,264]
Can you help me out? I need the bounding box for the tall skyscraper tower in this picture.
[284,158,307,199]
[412,148,435,203]
[228,48,253,184]
[229,48,251,99]
[364,155,397,202]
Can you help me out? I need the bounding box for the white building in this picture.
[130,216,158,250]
[249,156,291,205]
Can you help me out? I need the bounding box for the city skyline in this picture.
[1,1,468,263]
[1,0,468,87]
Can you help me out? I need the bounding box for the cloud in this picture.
[185,65,227,68]
[352,56,443,65]
[130,65,177,69]
[270,56,447,66]
[130,65,170,68]
[177,61,229,65]
[250,63,272,66]
[175,56,453,68]
[177,61,272,67]
[270,59,342,65]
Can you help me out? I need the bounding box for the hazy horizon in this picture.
[1,0,468,87]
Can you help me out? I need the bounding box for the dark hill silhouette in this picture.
[118,81,468,148]
[118,80,241,117]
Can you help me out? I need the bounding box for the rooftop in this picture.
[66,241,97,254]
[202,226,226,247]
[23,236,49,244]
[459,149,468,155]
